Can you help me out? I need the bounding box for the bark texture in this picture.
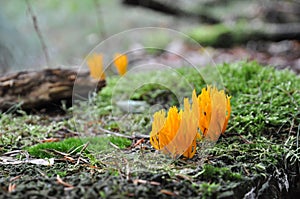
[0,68,105,111]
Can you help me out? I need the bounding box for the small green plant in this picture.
[200,182,220,198]
[56,170,67,177]
[199,164,242,182]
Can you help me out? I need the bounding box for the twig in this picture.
[109,142,120,150]
[288,117,295,136]
[3,150,23,156]
[175,173,192,181]
[68,142,89,156]
[297,123,300,150]
[98,126,131,138]
[9,175,22,182]
[296,123,300,176]
[124,158,130,180]
[132,133,150,139]
[132,138,144,148]
[276,121,288,134]
[98,126,150,139]
[78,157,89,164]
[8,183,16,193]
[56,175,74,188]
[40,138,60,143]
[35,169,48,178]
[79,142,90,154]
[238,135,252,144]
[42,149,69,157]
[133,179,160,186]
[25,0,50,66]
[75,157,89,167]
[63,156,75,163]
[160,189,178,196]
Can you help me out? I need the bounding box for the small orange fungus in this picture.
[198,85,231,141]
[150,90,200,159]
[150,86,231,159]
[113,53,128,76]
[87,53,106,80]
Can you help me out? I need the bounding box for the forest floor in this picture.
[0,57,299,198]
[1,0,300,197]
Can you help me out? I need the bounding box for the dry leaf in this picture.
[40,138,60,143]
[160,189,178,196]
[0,156,54,166]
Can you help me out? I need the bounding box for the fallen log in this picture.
[0,68,105,111]
[122,0,220,24]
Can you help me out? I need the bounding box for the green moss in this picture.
[199,165,242,182]
[0,110,76,153]
[188,21,255,47]
[81,136,131,153]
[220,61,299,137]
[27,136,131,158]
[56,170,67,177]
[99,191,106,198]
[27,137,84,158]
[199,182,220,198]
[109,136,131,149]
[92,66,206,116]
[189,24,230,46]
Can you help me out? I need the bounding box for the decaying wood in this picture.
[0,68,105,111]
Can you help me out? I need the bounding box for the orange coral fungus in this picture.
[150,86,231,159]
[113,53,128,76]
[150,90,200,159]
[197,86,231,141]
[87,53,106,80]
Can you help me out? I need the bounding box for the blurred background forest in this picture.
[1,0,300,74]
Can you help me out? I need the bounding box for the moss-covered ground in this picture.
[0,61,299,198]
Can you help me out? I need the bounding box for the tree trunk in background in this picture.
[123,0,300,44]
[123,0,220,23]
[123,0,300,23]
